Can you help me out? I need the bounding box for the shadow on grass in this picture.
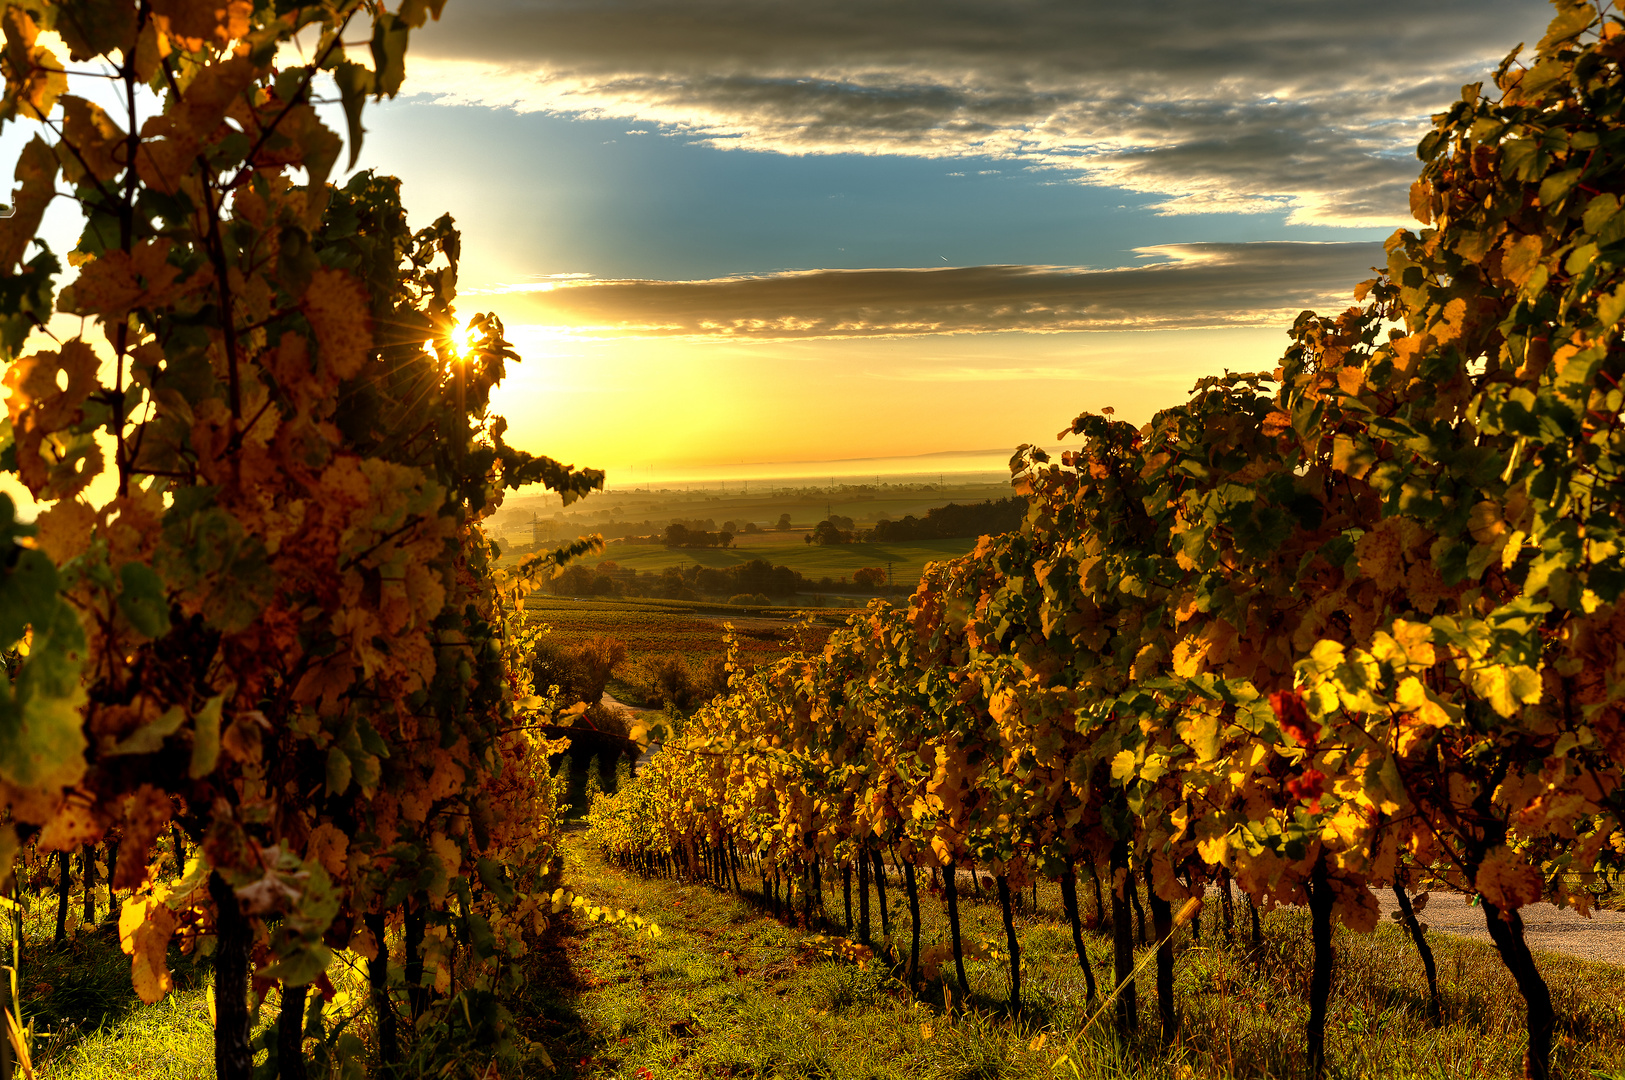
[19,921,209,1067]
[510,915,610,1080]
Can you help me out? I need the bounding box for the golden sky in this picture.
[1,1,1550,492]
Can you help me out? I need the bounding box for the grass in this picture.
[519,835,1625,1080]
[1,869,373,1079]
[13,838,1625,1079]
[4,901,246,1078]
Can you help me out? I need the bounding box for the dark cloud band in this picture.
[475,241,1386,339]
[408,0,1547,225]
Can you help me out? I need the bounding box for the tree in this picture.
[813,519,854,545]
[777,513,793,530]
[853,567,886,589]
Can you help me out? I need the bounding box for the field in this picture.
[491,480,1016,548]
[590,537,976,583]
[527,595,840,674]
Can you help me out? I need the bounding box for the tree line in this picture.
[548,558,908,599]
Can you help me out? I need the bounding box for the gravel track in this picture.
[1372,889,1625,966]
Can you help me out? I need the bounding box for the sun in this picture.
[448,318,476,358]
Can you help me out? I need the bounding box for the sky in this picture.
[9,0,1558,489]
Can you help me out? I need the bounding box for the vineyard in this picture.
[4,1,1625,1079]
[579,7,1625,1080]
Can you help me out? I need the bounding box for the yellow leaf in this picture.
[1475,845,1543,910]
[59,95,126,185]
[348,922,378,961]
[1355,519,1406,593]
[33,499,97,565]
[2,9,67,121]
[1501,233,1545,288]
[302,268,373,383]
[150,0,252,52]
[134,55,258,193]
[1409,179,1433,225]
[1433,297,1470,343]
[1467,500,1508,545]
[1131,642,1164,680]
[119,897,177,1003]
[1387,333,1434,376]
[1468,663,1542,718]
[3,337,105,499]
[1172,636,1205,677]
[920,1022,934,1041]
[1196,834,1229,868]
[428,833,460,901]
[0,133,57,271]
[59,238,186,322]
[1332,434,1374,479]
[1176,710,1221,762]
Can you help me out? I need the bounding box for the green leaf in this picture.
[1539,3,1594,49]
[1595,283,1625,329]
[347,750,380,794]
[475,856,516,904]
[50,0,139,61]
[466,912,496,957]
[0,591,87,793]
[111,705,186,756]
[331,61,375,170]
[189,694,223,778]
[1500,140,1545,183]
[1468,663,1543,718]
[325,745,352,796]
[1539,167,1583,210]
[117,561,169,639]
[0,546,59,649]
[1583,192,1620,234]
[294,116,342,193]
[261,942,333,988]
[370,12,410,97]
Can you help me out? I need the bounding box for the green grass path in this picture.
[519,835,1625,1080]
[15,836,1625,1078]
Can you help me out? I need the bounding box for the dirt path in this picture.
[600,689,662,774]
[1371,888,1625,966]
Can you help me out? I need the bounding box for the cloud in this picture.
[482,241,1384,339]
[408,0,1547,225]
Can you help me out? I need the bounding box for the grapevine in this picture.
[0,0,608,1076]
